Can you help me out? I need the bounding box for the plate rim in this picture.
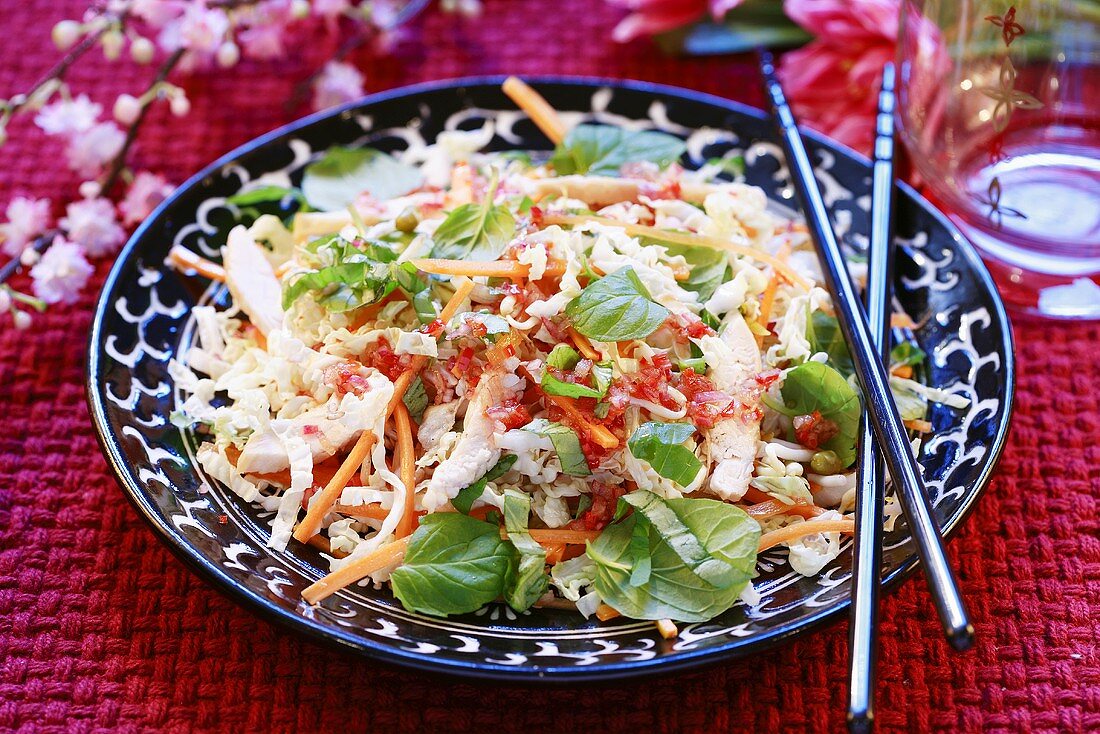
[86,75,1016,682]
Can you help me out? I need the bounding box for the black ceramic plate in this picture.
[87,77,1014,681]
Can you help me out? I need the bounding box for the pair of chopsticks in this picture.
[757,52,974,732]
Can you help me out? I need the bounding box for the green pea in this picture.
[395,207,419,233]
[810,450,841,475]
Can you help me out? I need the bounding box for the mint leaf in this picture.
[502,488,549,612]
[402,376,428,422]
[806,311,854,377]
[390,513,516,617]
[658,242,729,303]
[541,344,606,399]
[627,422,702,488]
[391,261,437,324]
[890,341,926,368]
[770,361,861,467]
[565,267,670,342]
[430,172,515,261]
[301,147,423,211]
[281,236,399,312]
[550,124,686,176]
[452,454,518,514]
[522,418,590,477]
[587,496,759,622]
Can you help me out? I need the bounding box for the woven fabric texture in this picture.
[1,1,1097,732]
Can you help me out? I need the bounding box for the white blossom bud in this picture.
[0,289,11,314]
[79,180,102,199]
[52,20,82,50]
[113,93,142,125]
[101,29,124,60]
[20,248,40,266]
[0,125,7,148]
[290,0,310,19]
[169,93,190,117]
[13,309,32,330]
[130,36,155,64]
[216,41,240,68]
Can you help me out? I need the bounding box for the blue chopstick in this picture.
[846,61,898,734]
[757,51,974,651]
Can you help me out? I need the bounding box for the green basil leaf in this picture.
[587,496,759,622]
[541,344,605,399]
[775,361,861,467]
[402,376,428,422]
[391,261,437,324]
[452,454,518,514]
[502,488,549,612]
[627,422,703,488]
[658,242,729,303]
[890,341,926,368]
[390,513,516,617]
[565,267,670,341]
[228,185,308,209]
[430,173,516,261]
[620,490,738,588]
[522,418,590,477]
[301,147,423,212]
[550,124,686,176]
[678,357,707,374]
[806,311,854,377]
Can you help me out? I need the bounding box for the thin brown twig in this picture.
[0,231,56,287]
[99,47,186,195]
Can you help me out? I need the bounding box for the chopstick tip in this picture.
[947,622,975,652]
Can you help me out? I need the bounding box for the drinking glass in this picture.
[897,0,1100,319]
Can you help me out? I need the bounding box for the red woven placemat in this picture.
[1,2,1097,732]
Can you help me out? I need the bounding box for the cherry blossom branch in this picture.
[99,48,186,195]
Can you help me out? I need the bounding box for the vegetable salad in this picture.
[169,79,967,633]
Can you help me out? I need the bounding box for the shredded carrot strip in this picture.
[541,213,813,291]
[168,245,226,282]
[394,403,418,538]
[330,503,390,521]
[595,604,621,621]
[755,275,779,348]
[757,518,855,552]
[526,528,602,545]
[502,76,567,144]
[292,431,377,543]
[891,312,916,329]
[892,364,914,379]
[656,619,679,639]
[904,419,933,433]
[544,543,566,565]
[743,497,823,520]
[411,258,531,279]
[568,327,602,361]
[301,538,409,605]
[306,535,348,558]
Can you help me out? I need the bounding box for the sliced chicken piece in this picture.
[422,370,522,511]
[697,315,763,501]
[417,401,459,450]
[525,176,746,208]
[236,371,393,474]
[223,225,284,335]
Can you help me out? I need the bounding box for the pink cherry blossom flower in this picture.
[61,197,127,257]
[239,21,287,60]
[130,0,183,27]
[158,2,230,60]
[607,0,743,43]
[313,0,352,22]
[311,61,365,111]
[34,94,102,136]
[778,0,900,155]
[1,197,51,257]
[65,121,126,177]
[30,236,94,304]
[119,171,174,226]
